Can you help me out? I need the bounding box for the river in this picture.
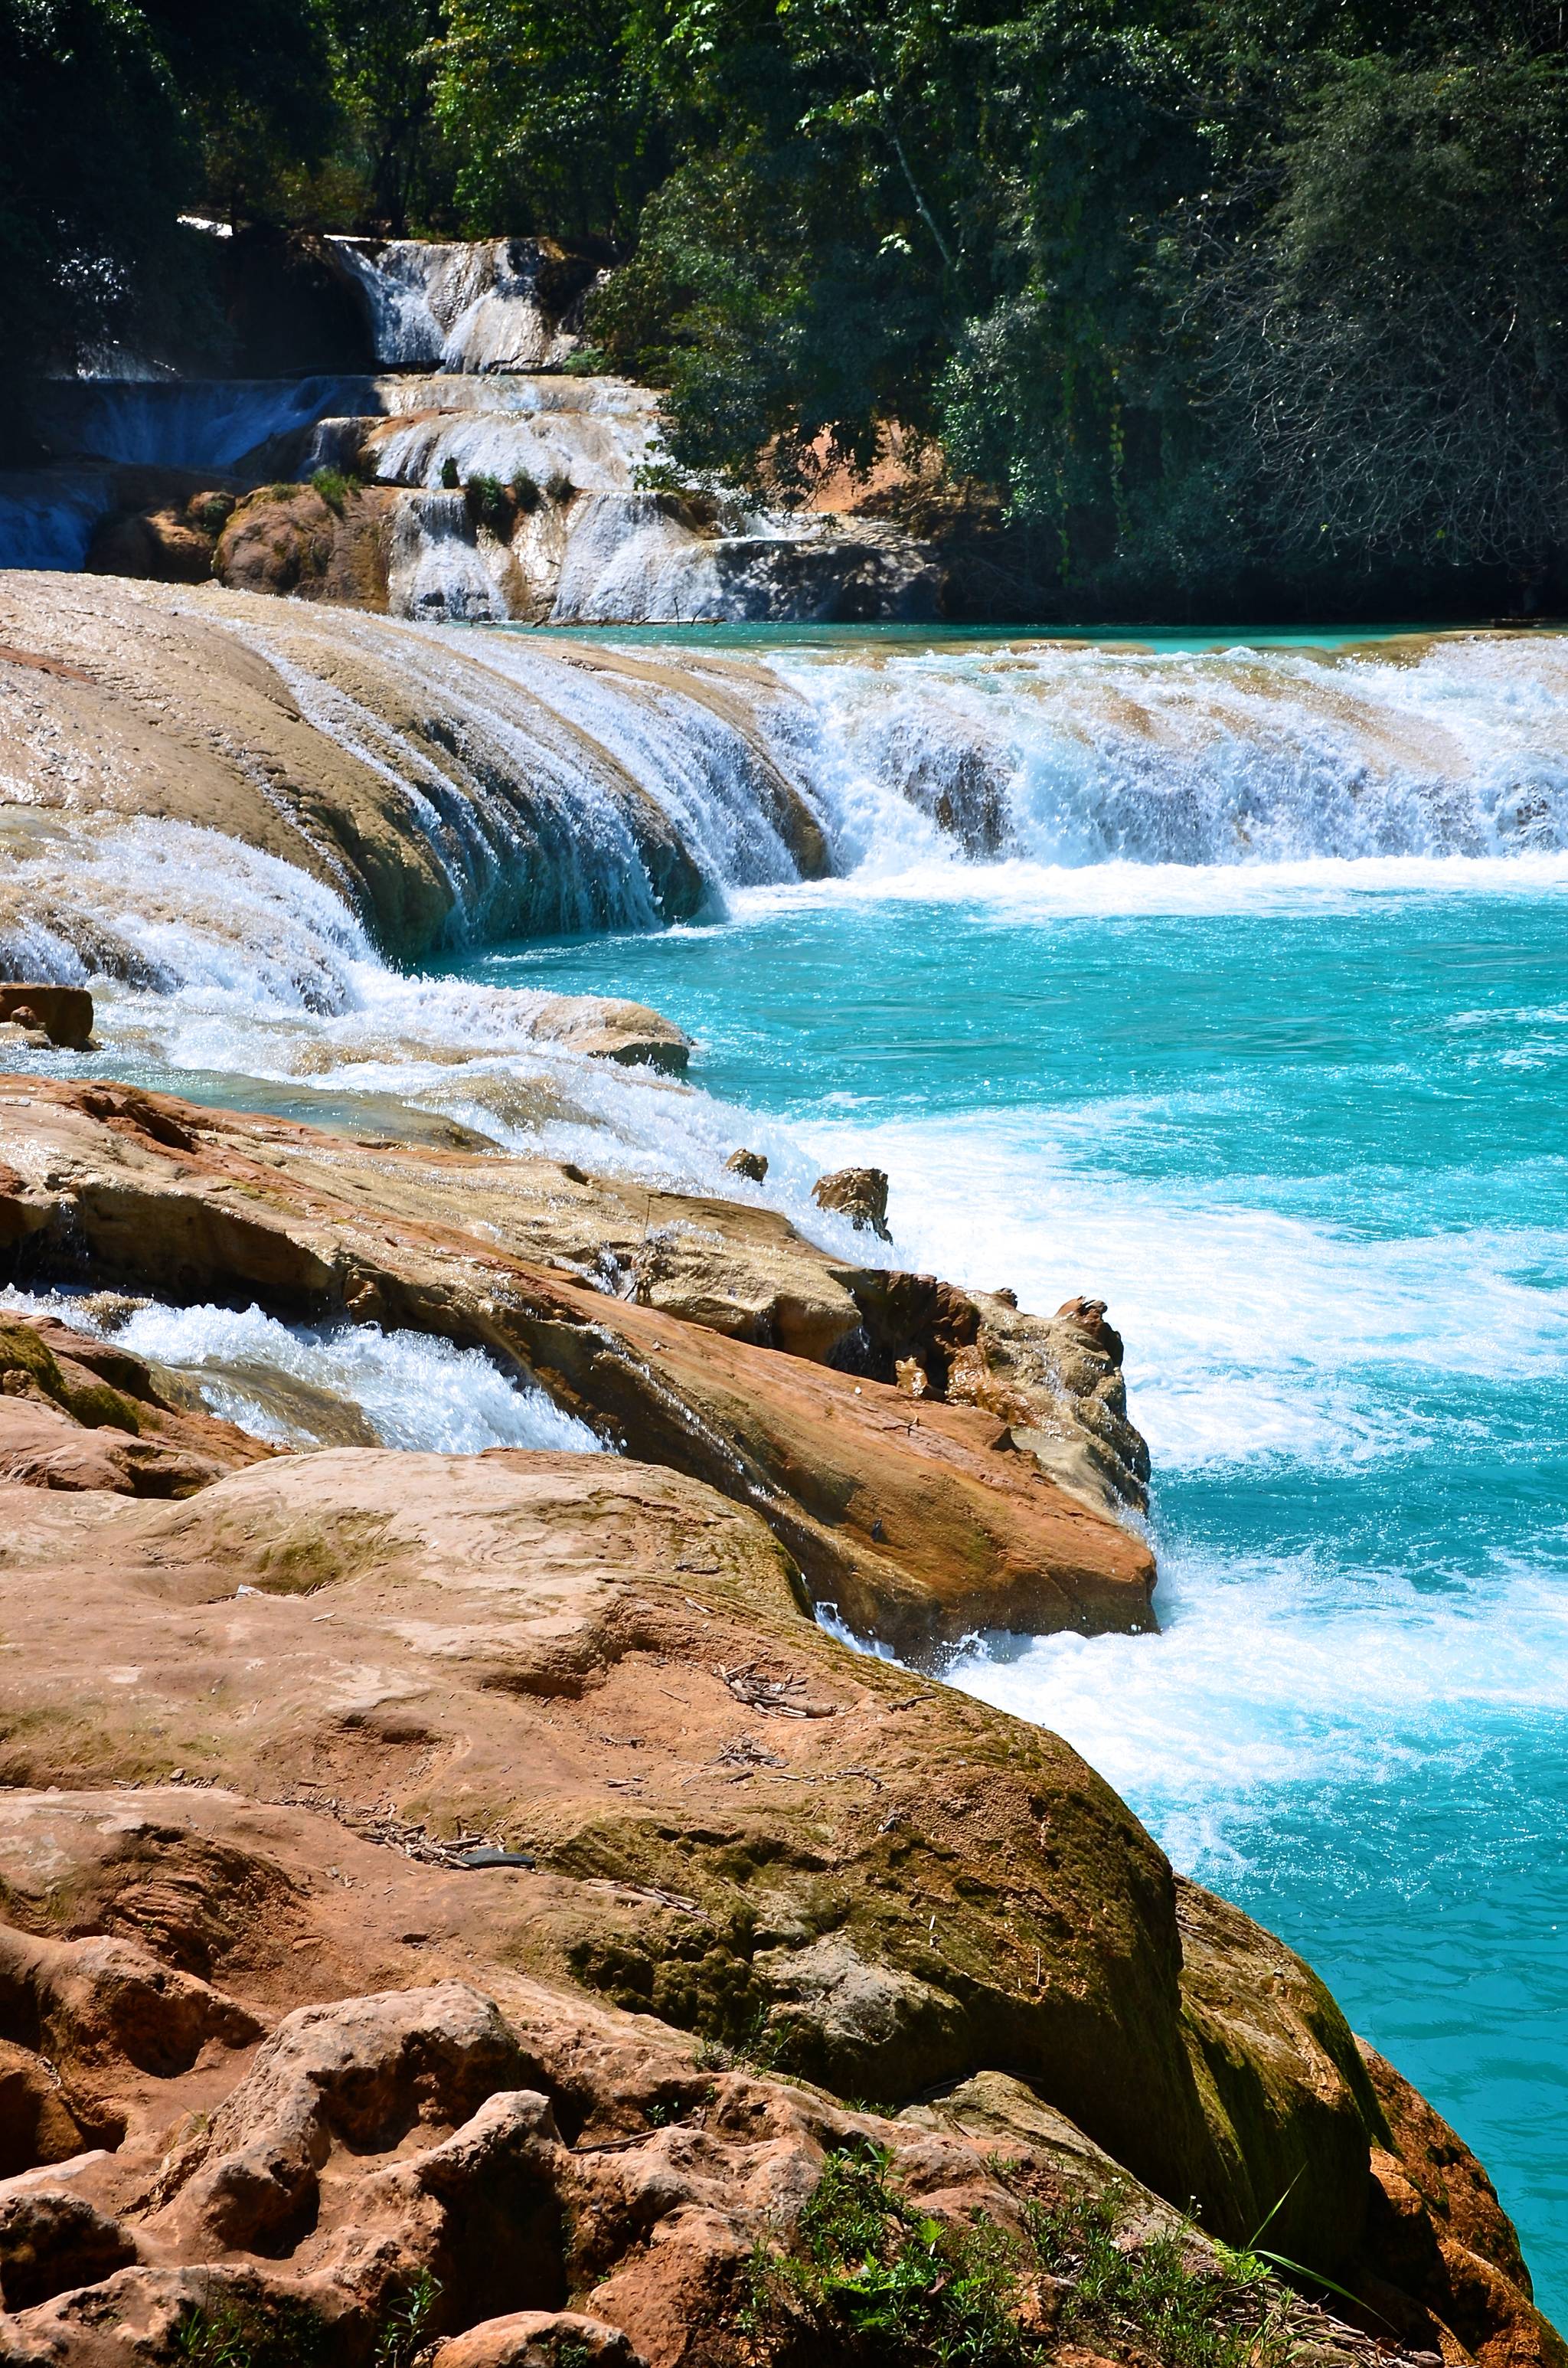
[7,617,1566,2301]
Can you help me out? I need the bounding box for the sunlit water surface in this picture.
[448,861,1568,2307]
[8,617,1566,2306]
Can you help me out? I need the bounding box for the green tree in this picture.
[322,0,449,232]
[0,0,194,393]
[433,0,678,241]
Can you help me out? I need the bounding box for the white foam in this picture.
[762,632,1568,871]
[2,1290,603,1456]
[946,1539,1568,1837]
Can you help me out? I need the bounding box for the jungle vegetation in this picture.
[5,0,1565,609]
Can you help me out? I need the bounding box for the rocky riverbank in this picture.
[0,1068,1560,2368]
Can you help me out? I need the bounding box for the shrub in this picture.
[188,492,236,536]
[560,345,611,377]
[464,470,510,531]
[510,466,541,512]
[439,455,461,489]
[544,469,577,503]
[744,2141,1030,2366]
[310,467,351,513]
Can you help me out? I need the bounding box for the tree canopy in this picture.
[5,0,1566,607]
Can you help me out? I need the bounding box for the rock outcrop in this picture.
[0,1077,1153,1651]
[0,1634,1556,2363]
[0,1046,1551,2360]
[0,985,93,1048]
[0,1309,273,1496]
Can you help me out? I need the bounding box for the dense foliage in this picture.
[5,0,1566,606]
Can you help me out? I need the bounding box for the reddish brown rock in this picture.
[214,483,396,607]
[1360,2043,1567,2368]
[811,1166,892,1241]
[0,2046,88,2180]
[0,986,93,1048]
[0,2188,137,2311]
[431,2313,648,2367]
[0,1313,273,1497]
[0,1079,1154,1650]
[86,501,221,586]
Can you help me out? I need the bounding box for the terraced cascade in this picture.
[0,588,1563,2360]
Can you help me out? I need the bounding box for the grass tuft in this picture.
[743,2143,1300,2368]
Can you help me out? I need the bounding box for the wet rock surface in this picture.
[0,574,825,963]
[0,1310,274,1496]
[0,1078,1157,1650]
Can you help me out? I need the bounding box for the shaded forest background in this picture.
[5,0,1567,614]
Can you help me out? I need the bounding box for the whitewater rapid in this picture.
[5,615,1567,2288]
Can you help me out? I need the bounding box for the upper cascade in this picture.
[323,234,597,374]
[3,231,940,625]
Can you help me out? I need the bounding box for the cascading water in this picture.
[4,607,1566,2290]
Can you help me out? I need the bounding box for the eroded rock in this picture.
[432,2313,648,2368]
[0,1080,1154,1650]
[0,1313,273,1497]
[0,2188,136,2311]
[812,1166,892,1241]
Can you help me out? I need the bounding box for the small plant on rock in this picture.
[172,2291,330,2368]
[310,467,351,513]
[373,2269,442,2368]
[510,466,541,512]
[464,471,511,531]
[188,492,235,535]
[544,468,577,503]
[744,2139,1030,2365]
[439,456,461,489]
[1024,2186,1292,2368]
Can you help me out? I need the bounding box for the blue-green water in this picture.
[449,864,1568,2307]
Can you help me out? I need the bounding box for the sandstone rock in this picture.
[0,2045,88,2180]
[1359,2043,1568,2368]
[168,1981,534,2255]
[0,1780,1547,2368]
[432,2311,648,2368]
[86,502,217,586]
[0,1393,235,1496]
[812,1166,892,1241]
[0,986,93,1048]
[0,2188,136,2311]
[0,1313,272,1496]
[214,483,396,607]
[0,574,743,960]
[523,996,691,1076]
[723,1149,767,1183]
[0,1081,1153,1649]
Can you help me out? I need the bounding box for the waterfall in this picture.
[325,237,589,373]
[37,377,381,474]
[763,632,1568,866]
[3,593,1566,1214]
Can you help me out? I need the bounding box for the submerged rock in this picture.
[523,994,691,1074]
